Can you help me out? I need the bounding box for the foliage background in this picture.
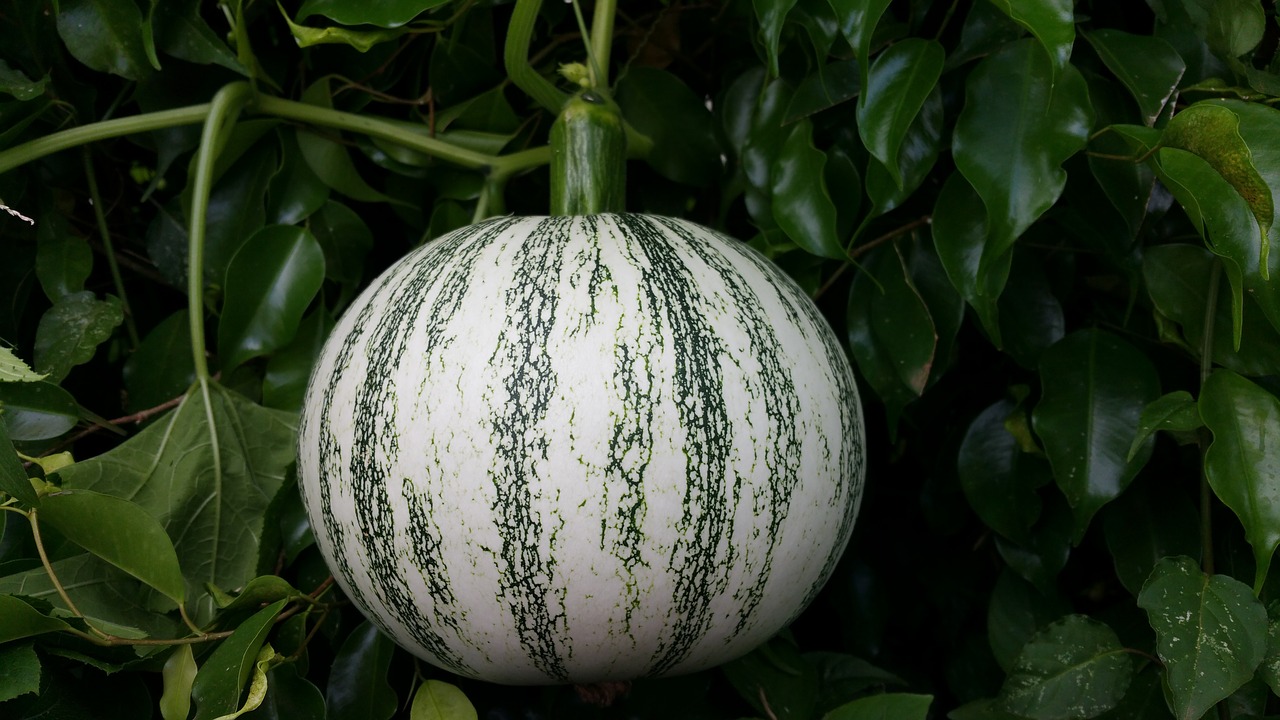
[1,0,1280,718]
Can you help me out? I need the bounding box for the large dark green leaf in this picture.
[828,0,891,92]
[865,86,942,218]
[1102,477,1201,596]
[987,570,1070,672]
[1085,30,1185,125]
[723,635,819,720]
[957,398,1051,544]
[152,0,246,74]
[297,0,452,28]
[952,39,1092,292]
[847,246,929,427]
[268,129,330,226]
[1200,370,1280,592]
[824,693,932,719]
[298,78,391,203]
[0,420,39,506]
[0,594,71,642]
[856,38,943,190]
[218,225,325,374]
[996,250,1065,370]
[0,642,40,703]
[997,615,1132,720]
[263,308,333,412]
[33,291,123,383]
[933,171,1009,345]
[123,311,196,413]
[55,0,153,80]
[985,0,1074,76]
[772,119,845,258]
[1138,556,1267,720]
[615,67,720,188]
[0,380,81,442]
[327,621,398,720]
[1032,329,1161,541]
[55,382,297,621]
[191,599,288,720]
[784,59,860,123]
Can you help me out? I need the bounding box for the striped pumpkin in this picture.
[297,214,865,684]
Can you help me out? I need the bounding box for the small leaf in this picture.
[327,621,398,720]
[33,291,124,383]
[152,0,247,75]
[997,615,1132,720]
[865,86,942,218]
[0,347,46,382]
[191,600,288,720]
[0,380,81,442]
[772,119,845,259]
[0,595,72,642]
[0,643,40,703]
[1199,369,1280,592]
[994,490,1073,594]
[823,692,932,719]
[1128,391,1202,461]
[217,225,325,373]
[984,0,1075,77]
[37,489,186,604]
[161,645,199,720]
[784,58,861,123]
[1138,556,1267,720]
[856,38,943,190]
[1085,30,1185,126]
[957,398,1051,544]
[55,0,153,80]
[0,60,48,101]
[1032,329,1161,542]
[409,680,478,720]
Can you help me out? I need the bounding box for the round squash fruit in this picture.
[297,213,865,684]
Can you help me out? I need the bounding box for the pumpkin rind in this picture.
[297,214,865,684]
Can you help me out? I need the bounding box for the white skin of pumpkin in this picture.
[297,214,865,685]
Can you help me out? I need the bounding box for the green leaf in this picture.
[1259,601,1280,697]
[932,171,1010,345]
[55,0,153,80]
[987,570,1070,672]
[1128,391,1202,461]
[997,615,1132,720]
[296,0,451,28]
[1102,478,1200,597]
[0,380,81,442]
[995,489,1073,594]
[162,645,198,720]
[1200,369,1280,592]
[0,60,47,101]
[409,679,477,720]
[268,129,330,226]
[1215,99,1280,331]
[218,225,326,374]
[152,0,247,75]
[997,250,1065,370]
[1138,556,1267,720]
[1205,0,1265,58]
[755,0,800,77]
[123,311,196,413]
[0,347,46,382]
[856,38,943,190]
[828,0,892,93]
[784,59,861,123]
[1084,30,1185,126]
[55,382,297,621]
[213,575,303,613]
[847,243,937,401]
[327,621,398,720]
[865,86,942,217]
[0,594,72,642]
[723,635,820,720]
[823,693,932,719]
[952,39,1092,296]
[191,599,287,720]
[0,415,40,506]
[615,67,720,188]
[957,398,1051,543]
[33,291,124,383]
[263,308,333,412]
[297,78,391,203]
[35,207,92,303]
[279,8,407,53]
[37,489,186,604]
[244,661,326,720]
[1032,329,1161,542]
[984,0,1075,78]
[0,642,40,703]
[772,119,845,259]
[1095,664,1173,720]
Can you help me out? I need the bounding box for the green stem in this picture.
[505,0,569,114]
[550,90,626,215]
[0,105,211,176]
[189,82,254,384]
[81,148,140,349]
[590,0,617,88]
[1199,259,1222,576]
[28,509,110,640]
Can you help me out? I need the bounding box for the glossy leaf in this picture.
[772,119,845,258]
[1128,391,1202,460]
[37,489,186,604]
[152,0,246,74]
[1200,369,1280,592]
[191,599,288,720]
[161,645,198,720]
[994,494,1073,597]
[829,0,891,92]
[865,86,942,217]
[35,207,91,303]
[736,75,793,227]
[1205,0,1265,58]
[957,398,1051,544]
[1032,329,1161,541]
[123,311,196,412]
[754,0,800,76]
[212,575,303,613]
[0,553,177,638]
[1102,477,1201,596]
[998,615,1131,720]
[55,0,152,80]
[409,680,478,720]
[1138,556,1267,720]
[933,171,1010,345]
[296,0,451,28]
[784,58,860,123]
[987,570,1070,672]
[298,78,391,203]
[0,380,81,442]
[267,129,330,226]
[263,308,333,411]
[218,225,325,373]
[33,291,123,383]
[857,38,943,190]
[327,621,398,720]
[1263,601,1280,696]
[985,0,1075,77]
[952,39,1092,288]
[1216,99,1280,331]
[1085,29,1185,125]
[55,382,297,621]
[308,200,373,287]
[824,692,932,719]
[847,246,929,427]
[0,642,40,703]
[0,594,71,642]
[616,67,720,188]
[0,420,38,506]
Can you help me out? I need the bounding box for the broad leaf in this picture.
[123,311,196,413]
[35,206,92,303]
[865,86,942,217]
[161,645,198,720]
[754,0,800,77]
[1138,556,1267,720]
[616,67,720,188]
[824,692,932,719]
[34,291,123,383]
[987,570,1070,672]
[296,0,452,28]
[327,621,398,720]
[0,420,39,506]
[152,0,246,75]
[984,0,1075,78]
[998,615,1131,720]
[828,0,891,92]
[784,59,860,123]
[1085,29,1185,125]
[37,489,186,604]
[1102,477,1200,596]
[0,594,72,642]
[263,308,333,411]
[1128,391,1202,460]
[0,60,47,101]
[723,635,820,720]
[267,129,330,226]
[1032,329,1161,541]
[55,382,297,621]
[996,250,1065,369]
[0,643,40,703]
[298,78,391,203]
[1205,0,1265,58]
[0,380,81,442]
[932,171,1009,344]
[848,243,936,405]
[772,119,845,258]
[409,680,478,720]
[191,599,287,720]
[994,494,1073,595]
[55,0,152,80]
[856,38,943,190]
[957,398,1051,544]
[218,225,325,374]
[1200,369,1280,592]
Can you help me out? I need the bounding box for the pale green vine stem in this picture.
[27,508,111,641]
[504,0,570,114]
[0,106,212,176]
[590,0,617,89]
[81,148,141,349]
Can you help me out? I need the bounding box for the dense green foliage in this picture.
[0,0,1279,718]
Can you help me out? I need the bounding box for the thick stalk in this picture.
[550,89,626,216]
[0,105,211,176]
[590,0,617,88]
[505,0,569,114]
